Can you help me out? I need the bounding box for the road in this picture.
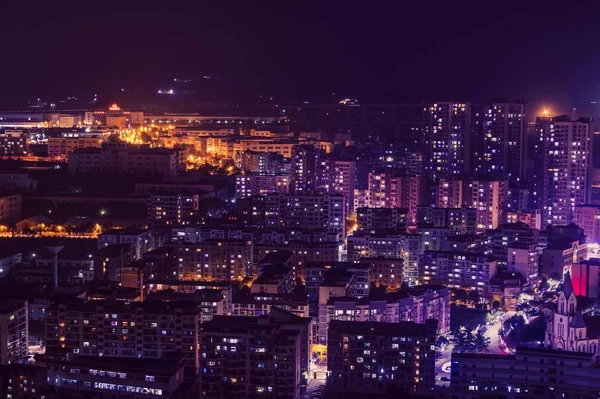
[435,344,453,386]
[485,311,515,354]
[435,310,515,385]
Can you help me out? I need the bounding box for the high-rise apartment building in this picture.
[363,171,425,224]
[0,300,28,365]
[326,158,356,214]
[425,102,471,180]
[437,179,463,208]
[463,179,508,230]
[533,116,592,226]
[290,144,319,194]
[475,103,526,182]
[327,320,437,396]
[198,315,303,398]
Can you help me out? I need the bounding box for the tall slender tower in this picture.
[45,243,64,292]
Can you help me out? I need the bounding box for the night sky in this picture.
[2,3,600,112]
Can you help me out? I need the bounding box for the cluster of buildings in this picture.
[0,100,599,398]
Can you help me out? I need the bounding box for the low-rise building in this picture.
[98,227,153,260]
[0,130,26,156]
[358,257,404,291]
[36,352,186,398]
[69,146,178,176]
[0,193,21,223]
[48,135,103,158]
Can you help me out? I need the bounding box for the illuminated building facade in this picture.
[421,251,498,295]
[324,158,356,214]
[240,150,288,174]
[290,144,319,194]
[327,320,437,395]
[358,257,404,291]
[356,207,408,232]
[0,300,28,365]
[198,315,303,398]
[98,228,153,260]
[47,135,104,158]
[507,242,539,285]
[545,274,599,354]
[463,179,508,230]
[147,193,198,226]
[263,193,346,239]
[437,179,463,208]
[416,206,477,235]
[573,204,600,244]
[507,209,542,230]
[0,130,26,156]
[363,172,425,224]
[425,102,471,180]
[234,173,290,198]
[35,352,185,398]
[44,301,201,376]
[572,259,600,299]
[533,116,592,226]
[451,347,600,399]
[175,239,253,281]
[326,285,450,335]
[475,103,526,182]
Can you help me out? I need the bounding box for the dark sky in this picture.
[2,3,600,112]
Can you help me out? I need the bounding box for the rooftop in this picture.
[328,319,437,336]
[258,250,294,265]
[35,353,185,376]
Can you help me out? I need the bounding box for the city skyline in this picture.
[1,4,600,115]
[1,4,600,399]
